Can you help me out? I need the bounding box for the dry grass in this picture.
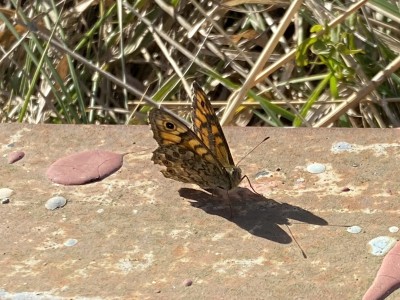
[0,0,400,127]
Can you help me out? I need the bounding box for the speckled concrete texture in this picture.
[1,125,400,299]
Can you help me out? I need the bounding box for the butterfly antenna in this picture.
[236,136,270,166]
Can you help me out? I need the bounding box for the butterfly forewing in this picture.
[149,108,234,190]
[191,83,236,168]
[150,109,218,165]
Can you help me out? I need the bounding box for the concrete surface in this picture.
[1,124,400,299]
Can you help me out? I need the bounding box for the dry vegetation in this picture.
[0,0,400,127]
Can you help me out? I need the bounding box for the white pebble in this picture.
[64,239,78,247]
[368,236,397,256]
[0,188,13,199]
[306,163,326,174]
[347,226,362,234]
[45,196,67,210]
[331,142,352,152]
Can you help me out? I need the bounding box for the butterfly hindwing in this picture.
[152,144,232,189]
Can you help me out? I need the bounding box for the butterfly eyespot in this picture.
[165,121,175,130]
[178,148,187,154]
[163,160,172,166]
[167,169,175,175]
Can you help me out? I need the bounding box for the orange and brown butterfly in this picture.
[148,82,242,191]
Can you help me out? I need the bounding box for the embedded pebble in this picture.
[1,198,10,204]
[332,142,352,152]
[7,151,25,164]
[255,170,271,179]
[368,236,397,256]
[182,279,193,287]
[341,187,351,192]
[46,150,124,185]
[45,196,67,210]
[389,226,399,233]
[0,188,13,200]
[306,163,326,174]
[64,239,78,247]
[347,226,362,234]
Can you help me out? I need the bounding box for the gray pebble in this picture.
[347,226,362,234]
[332,142,352,152]
[306,163,326,174]
[45,196,67,210]
[64,239,78,247]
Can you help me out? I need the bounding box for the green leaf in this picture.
[293,74,332,127]
[296,37,318,66]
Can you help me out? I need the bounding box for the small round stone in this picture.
[64,239,78,247]
[1,198,10,204]
[7,151,25,164]
[389,226,399,233]
[347,226,362,234]
[182,279,193,287]
[306,163,326,174]
[255,170,271,179]
[0,188,13,199]
[45,196,67,210]
[332,142,352,152]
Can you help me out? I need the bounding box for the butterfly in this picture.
[149,82,242,192]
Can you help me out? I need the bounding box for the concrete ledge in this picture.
[1,124,400,299]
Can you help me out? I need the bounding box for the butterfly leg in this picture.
[205,188,234,219]
[226,192,234,219]
[241,175,261,195]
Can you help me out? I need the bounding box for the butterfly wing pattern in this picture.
[191,82,235,167]
[149,83,241,190]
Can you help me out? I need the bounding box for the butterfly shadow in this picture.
[178,187,328,245]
